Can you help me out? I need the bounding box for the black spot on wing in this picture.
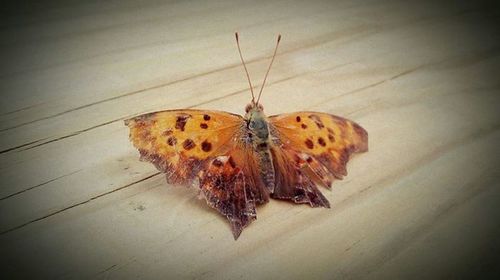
[328,133,335,143]
[162,129,173,136]
[175,114,191,131]
[318,137,326,147]
[212,158,223,167]
[305,139,314,149]
[308,114,325,129]
[167,136,177,146]
[201,140,212,152]
[183,139,196,150]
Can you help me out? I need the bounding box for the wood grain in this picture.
[1,0,499,278]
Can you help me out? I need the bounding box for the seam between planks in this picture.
[0,169,82,201]
[0,172,161,235]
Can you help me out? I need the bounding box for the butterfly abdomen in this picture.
[254,142,275,193]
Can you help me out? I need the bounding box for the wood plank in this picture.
[1,0,499,278]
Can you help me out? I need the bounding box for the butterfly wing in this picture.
[268,112,368,206]
[270,146,332,208]
[125,109,268,239]
[125,109,243,184]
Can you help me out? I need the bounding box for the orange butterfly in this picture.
[125,33,368,239]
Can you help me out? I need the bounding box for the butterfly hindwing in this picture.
[270,146,331,208]
[199,147,269,239]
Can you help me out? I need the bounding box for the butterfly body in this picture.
[125,33,368,239]
[245,105,276,194]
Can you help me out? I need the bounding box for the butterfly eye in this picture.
[245,104,253,113]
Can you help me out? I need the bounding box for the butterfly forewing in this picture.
[125,109,245,184]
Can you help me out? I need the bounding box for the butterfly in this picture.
[125,33,368,239]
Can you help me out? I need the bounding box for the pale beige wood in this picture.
[1,0,499,278]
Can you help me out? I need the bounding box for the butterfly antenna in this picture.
[256,34,281,105]
[235,32,256,104]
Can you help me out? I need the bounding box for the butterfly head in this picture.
[245,102,265,121]
[245,102,264,113]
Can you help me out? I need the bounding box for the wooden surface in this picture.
[1,0,500,278]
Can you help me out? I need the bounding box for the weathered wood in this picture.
[1,0,499,278]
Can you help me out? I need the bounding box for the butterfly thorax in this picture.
[245,105,275,192]
[245,108,269,141]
